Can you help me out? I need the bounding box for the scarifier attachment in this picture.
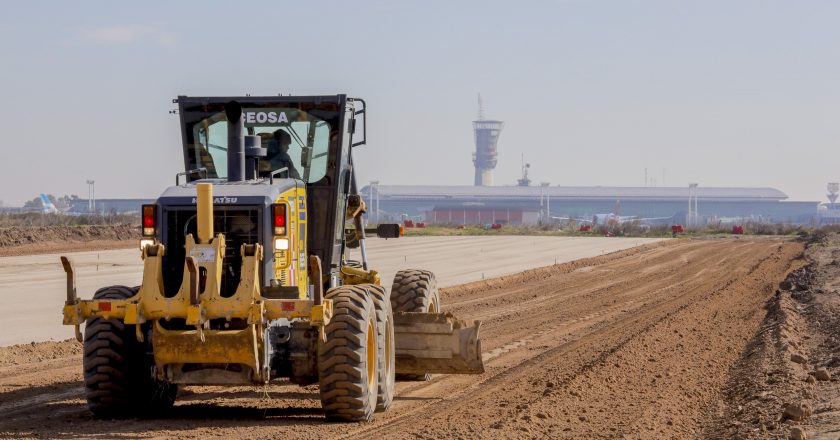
[393,312,484,375]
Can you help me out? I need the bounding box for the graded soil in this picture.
[0,238,806,439]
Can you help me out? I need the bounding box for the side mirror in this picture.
[375,224,401,239]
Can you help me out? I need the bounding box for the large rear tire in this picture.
[390,269,440,381]
[318,285,379,421]
[83,285,177,418]
[367,284,395,412]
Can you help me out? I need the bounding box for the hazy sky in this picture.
[0,1,838,205]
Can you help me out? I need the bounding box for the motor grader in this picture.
[60,95,483,421]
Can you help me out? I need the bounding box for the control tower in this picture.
[472,95,504,186]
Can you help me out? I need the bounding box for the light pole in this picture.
[540,182,551,224]
[86,180,95,213]
[688,183,698,227]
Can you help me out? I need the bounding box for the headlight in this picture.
[139,239,155,251]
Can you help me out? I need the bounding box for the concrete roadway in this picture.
[0,236,664,346]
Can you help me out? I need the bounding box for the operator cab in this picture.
[180,98,339,184]
[167,95,364,297]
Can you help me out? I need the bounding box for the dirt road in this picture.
[0,238,803,439]
[0,235,663,345]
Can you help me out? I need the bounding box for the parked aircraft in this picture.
[39,194,59,214]
[555,200,672,225]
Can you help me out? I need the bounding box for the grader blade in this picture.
[393,311,484,375]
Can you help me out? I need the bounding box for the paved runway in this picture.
[0,235,664,346]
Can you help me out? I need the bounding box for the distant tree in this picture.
[23,197,42,209]
[21,194,78,211]
[55,195,76,210]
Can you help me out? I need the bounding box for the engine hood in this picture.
[155,179,299,206]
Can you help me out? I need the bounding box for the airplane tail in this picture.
[39,194,58,214]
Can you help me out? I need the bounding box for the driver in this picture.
[193,143,218,178]
[260,129,301,179]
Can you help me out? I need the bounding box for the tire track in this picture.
[338,240,788,439]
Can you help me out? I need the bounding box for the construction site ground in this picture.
[0,235,662,346]
[4,236,834,438]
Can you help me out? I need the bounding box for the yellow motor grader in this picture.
[61,96,482,421]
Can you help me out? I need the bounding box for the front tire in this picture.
[368,284,395,412]
[83,285,177,418]
[390,269,440,381]
[319,285,379,421]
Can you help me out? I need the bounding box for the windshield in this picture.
[186,107,332,183]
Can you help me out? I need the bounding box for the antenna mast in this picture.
[517,153,531,187]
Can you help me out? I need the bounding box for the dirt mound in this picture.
[707,234,840,439]
[0,225,136,247]
[0,340,81,367]
[0,225,137,256]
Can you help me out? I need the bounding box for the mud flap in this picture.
[393,311,484,375]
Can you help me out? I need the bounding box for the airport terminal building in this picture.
[357,104,819,227]
[20,187,817,226]
[360,185,819,226]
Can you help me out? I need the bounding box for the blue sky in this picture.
[0,0,838,205]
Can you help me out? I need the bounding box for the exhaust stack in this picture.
[225,101,245,182]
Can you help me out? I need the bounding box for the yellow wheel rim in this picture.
[366,320,377,395]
